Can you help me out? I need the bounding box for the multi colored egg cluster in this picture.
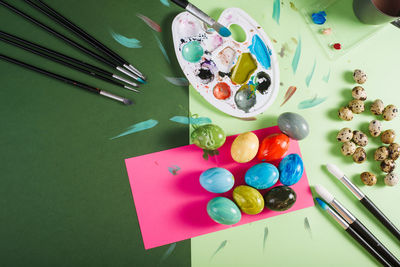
[199,113,309,225]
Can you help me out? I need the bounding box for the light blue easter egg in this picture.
[278,153,304,186]
[200,167,234,193]
[207,197,241,225]
[245,163,279,189]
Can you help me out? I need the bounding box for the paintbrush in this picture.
[23,0,146,81]
[171,0,231,37]
[327,163,400,242]
[0,54,133,105]
[0,30,138,88]
[315,184,400,267]
[0,35,140,93]
[0,0,142,83]
[315,198,391,267]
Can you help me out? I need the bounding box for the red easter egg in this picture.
[213,82,231,100]
[257,133,290,161]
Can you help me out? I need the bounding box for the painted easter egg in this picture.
[213,82,231,100]
[278,154,304,186]
[278,112,310,140]
[200,167,234,193]
[182,41,204,63]
[207,197,241,225]
[234,84,257,113]
[245,163,279,189]
[231,132,259,163]
[257,133,290,161]
[191,124,226,150]
[232,185,264,215]
[264,186,296,211]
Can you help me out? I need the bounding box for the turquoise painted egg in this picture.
[278,154,304,186]
[207,197,241,225]
[200,167,234,193]
[245,163,279,189]
[278,112,310,140]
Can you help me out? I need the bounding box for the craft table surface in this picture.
[0,0,399,267]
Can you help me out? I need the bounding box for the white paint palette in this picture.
[172,8,280,118]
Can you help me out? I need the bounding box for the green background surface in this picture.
[189,0,400,266]
[0,0,191,266]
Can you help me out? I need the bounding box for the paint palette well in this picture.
[172,8,280,118]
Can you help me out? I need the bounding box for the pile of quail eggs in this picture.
[336,69,399,187]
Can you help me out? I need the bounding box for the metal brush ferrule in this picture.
[327,206,349,229]
[331,199,356,224]
[186,3,215,26]
[340,175,365,200]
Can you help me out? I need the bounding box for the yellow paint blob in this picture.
[231,53,257,84]
[231,131,259,163]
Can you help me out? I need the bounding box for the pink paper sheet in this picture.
[125,126,314,249]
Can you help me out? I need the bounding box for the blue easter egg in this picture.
[245,163,279,189]
[200,167,234,193]
[278,153,304,186]
[207,197,241,225]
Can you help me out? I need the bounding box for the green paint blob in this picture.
[231,53,257,84]
[182,41,204,63]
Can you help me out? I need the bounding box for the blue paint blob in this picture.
[207,197,241,225]
[138,77,146,84]
[298,96,327,109]
[248,35,272,70]
[111,31,141,48]
[311,11,327,25]
[169,116,212,125]
[245,163,279,189]
[200,167,234,193]
[110,119,158,140]
[168,165,181,175]
[291,37,301,74]
[219,27,231,37]
[305,59,316,87]
[272,0,281,24]
[278,154,304,186]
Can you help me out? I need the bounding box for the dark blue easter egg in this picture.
[278,153,304,186]
[245,163,279,189]
[200,167,234,193]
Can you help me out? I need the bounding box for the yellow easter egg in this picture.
[231,132,259,163]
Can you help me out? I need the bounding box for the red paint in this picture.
[257,133,290,161]
[332,43,341,50]
[213,82,231,100]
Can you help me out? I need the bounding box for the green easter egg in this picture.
[233,185,264,215]
[191,124,226,150]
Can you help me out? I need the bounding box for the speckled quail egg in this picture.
[384,173,399,186]
[360,172,377,186]
[337,128,353,142]
[351,86,367,101]
[348,99,365,114]
[353,130,368,147]
[370,99,384,115]
[341,141,356,156]
[353,147,367,164]
[381,159,396,173]
[381,129,396,144]
[388,143,400,160]
[338,107,353,121]
[368,120,381,137]
[353,69,367,84]
[383,105,398,121]
[374,146,389,161]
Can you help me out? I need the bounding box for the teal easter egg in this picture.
[245,163,279,189]
[207,197,241,225]
[182,41,204,63]
[278,154,304,186]
[278,112,310,140]
[200,167,234,193]
[191,124,226,150]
